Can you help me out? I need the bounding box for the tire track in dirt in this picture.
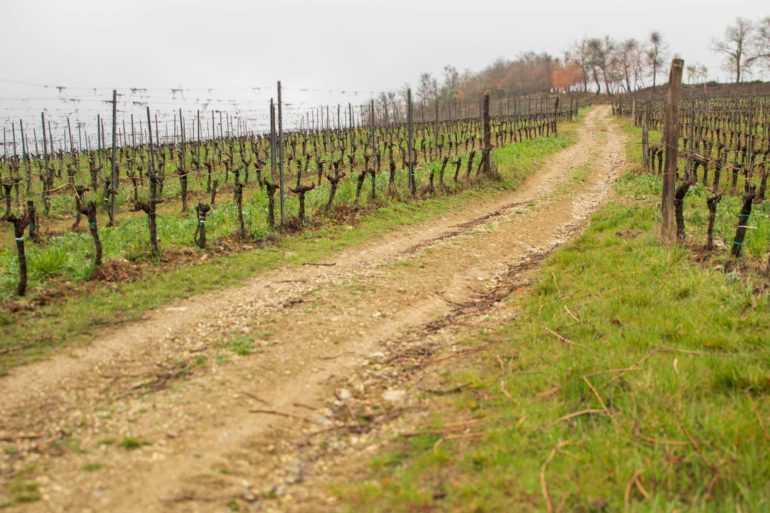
[0,106,625,513]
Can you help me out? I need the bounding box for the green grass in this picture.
[118,436,149,450]
[81,462,104,472]
[229,335,255,356]
[0,115,582,375]
[5,481,40,505]
[341,125,770,512]
[0,465,41,508]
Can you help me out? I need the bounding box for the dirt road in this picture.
[0,106,625,512]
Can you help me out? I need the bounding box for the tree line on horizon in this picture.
[396,16,770,106]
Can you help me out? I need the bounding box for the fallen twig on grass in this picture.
[0,342,34,355]
[549,409,607,427]
[426,344,490,365]
[495,354,517,402]
[418,382,471,396]
[541,439,571,513]
[550,271,562,297]
[400,427,481,439]
[655,345,726,356]
[634,473,651,499]
[443,432,482,441]
[399,420,483,438]
[608,349,659,384]
[674,411,715,470]
[536,386,561,399]
[703,470,720,503]
[583,366,642,379]
[499,378,516,402]
[582,376,618,428]
[544,326,591,350]
[624,469,651,512]
[563,304,581,323]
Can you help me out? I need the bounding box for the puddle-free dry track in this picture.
[0,106,625,513]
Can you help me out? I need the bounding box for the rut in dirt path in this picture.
[0,106,625,513]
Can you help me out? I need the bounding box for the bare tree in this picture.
[387,91,398,122]
[616,39,642,93]
[712,17,755,83]
[440,65,460,101]
[686,64,698,84]
[748,16,770,70]
[417,72,439,105]
[646,31,668,88]
[685,64,709,84]
[697,64,709,84]
[632,50,646,90]
[587,36,614,95]
[570,39,591,92]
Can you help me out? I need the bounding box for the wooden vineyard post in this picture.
[687,98,695,180]
[47,121,53,166]
[67,117,75,154]
[197,110,202,142]
[270,99,277,183]
[179,108,187,212]
[41,112,50,215]
[482,94,491,175]
[434,99,439,142]
[661,58,683,244]
[131,115,136,154]
[642,103,650,172]
[407,88,415,196]
[370,99,376,200]
[277,81,285,227]
[109,89,118,226]
[551,96,560,137]
[19,120,30,194]
[337,104,342,148]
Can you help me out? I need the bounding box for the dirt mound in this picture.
[90,259,143,283]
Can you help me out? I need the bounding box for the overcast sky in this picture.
[1,0,768,141]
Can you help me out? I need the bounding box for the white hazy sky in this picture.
[0,0,767,139]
